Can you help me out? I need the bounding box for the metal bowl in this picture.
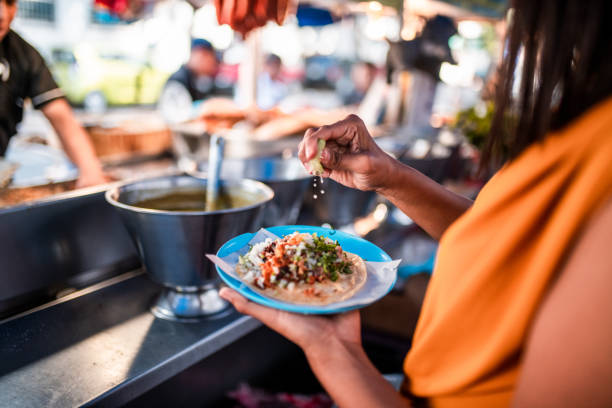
[197,156,312,226]
[106,174,274,321]
[171,123,302,162]
[301,178,378,227]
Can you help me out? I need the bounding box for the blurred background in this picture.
[4,0,504,189]
[2,0,508,318]
[3,1,507,315]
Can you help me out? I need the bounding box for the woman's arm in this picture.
[299,114,472,240]
[305,336,410,408]
[513,198,612,407]
[41,99,107,188]
[376,160,473,240]
[219,289,411,408]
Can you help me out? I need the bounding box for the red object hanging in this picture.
[94,0,129,15]
[214,0,291,37]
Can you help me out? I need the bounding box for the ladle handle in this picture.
[206,134,225,211]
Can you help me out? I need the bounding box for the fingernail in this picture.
[219,287,232,300]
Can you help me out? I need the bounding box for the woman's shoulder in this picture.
[472,96,612,214]
[497,96,612,177]
[549,96,612,149]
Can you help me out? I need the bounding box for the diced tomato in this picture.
[284,234,303,246]
[298,260,306,275]
[261,261,274,287]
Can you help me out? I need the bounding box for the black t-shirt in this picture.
[0,30,64,155]
[166,65,216,102]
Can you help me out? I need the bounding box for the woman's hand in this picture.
[298,114,395,192]
[219,287,361,354]
[219,287,410,408]
[299,113,473,240]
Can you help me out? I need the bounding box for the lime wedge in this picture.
[308,139,326,176]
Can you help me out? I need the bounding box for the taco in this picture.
[236,232,367,305]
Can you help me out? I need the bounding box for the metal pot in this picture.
[197,156,312,226]
[171,123,302,163]
[301,178,378,227]
[106,174,274,321]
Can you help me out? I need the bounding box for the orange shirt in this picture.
[403,97,612,407]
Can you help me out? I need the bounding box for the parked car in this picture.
[50,48,171,112]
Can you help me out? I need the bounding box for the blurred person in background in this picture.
[343,61,377,106]
[221,1,612,407]
[158,38,220,123]
[0,0,106,187]
[256,53,288,110]
[386,14,457,131]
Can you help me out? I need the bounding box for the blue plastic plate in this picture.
[215,225,396,314]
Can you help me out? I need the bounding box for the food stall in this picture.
[0,0,504,406]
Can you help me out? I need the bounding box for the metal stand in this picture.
[151,284,230,322]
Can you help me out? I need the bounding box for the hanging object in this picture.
[386,14,457,83]
[93,0,154,22]
[95,0,129,16]
[213,0,293,37]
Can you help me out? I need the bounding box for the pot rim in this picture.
[105,174,274,216]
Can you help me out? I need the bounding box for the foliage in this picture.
[452,101,495,150]
[452,101,515,155]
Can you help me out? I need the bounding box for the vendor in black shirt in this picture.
[1,0,106,187]
[158,38,220,123]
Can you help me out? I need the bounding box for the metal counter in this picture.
[0,182,141,319]
[0,271,261,408]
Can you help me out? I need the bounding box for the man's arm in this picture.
[513,197,612,407]
[40,99,107,187]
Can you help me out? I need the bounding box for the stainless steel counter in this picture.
[0,271,261,407]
